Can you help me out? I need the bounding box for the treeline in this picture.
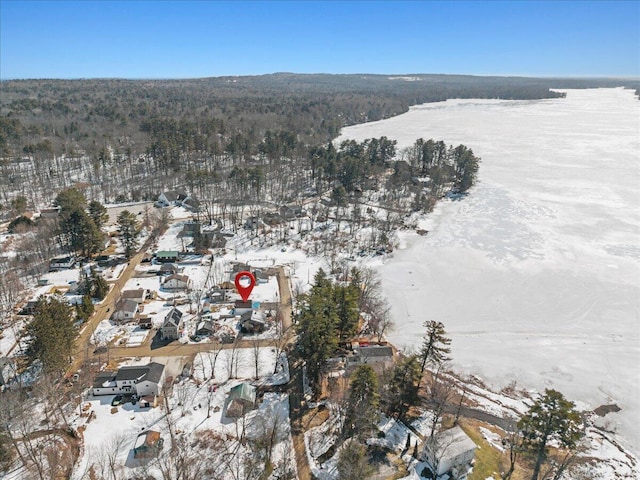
[1,73,633,208]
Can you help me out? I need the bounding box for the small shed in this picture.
[226,382,257,418]
[133,430,163,458]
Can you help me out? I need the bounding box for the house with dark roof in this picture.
[91,362,165,397]
[182,196,200,212]
[195,319,214,337]
[49,256,76,271]
[160,263,179,275]
[234,300,253,314]
[161,307,184,341]
[240,310,266,334]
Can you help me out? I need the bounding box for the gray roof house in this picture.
[121,289,147,303]
[160,263,179,275]
[112,298,139,323]
[92,362,165,397]
[422,426,477,477]
[163,274,190,290]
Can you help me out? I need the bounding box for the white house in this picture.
[157,190,187,208]
[422,426,477,478]
[164,274,190,290]
[91,362,165,397]
[121,288,147,303]
[49,256,75,271]
[112,298,139,323]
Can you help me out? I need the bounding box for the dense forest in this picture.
[1,73,637,209]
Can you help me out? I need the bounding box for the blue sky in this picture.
[1,1,638,79]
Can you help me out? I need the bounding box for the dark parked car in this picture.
[111,395,123,406]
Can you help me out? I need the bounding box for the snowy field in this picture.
[338,88,640,454]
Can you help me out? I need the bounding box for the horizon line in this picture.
[1,72,639,82]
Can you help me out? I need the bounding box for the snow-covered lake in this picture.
[337,88,640,454]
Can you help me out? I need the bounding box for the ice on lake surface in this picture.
[338,88,640,453]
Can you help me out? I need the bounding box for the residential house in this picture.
[161,307,184,341]
[160,263,179,275]
[49,256,75,271]
[208,287,227,304]
[39,207,61,219]
[253,269,270,284]
[164,274,190,290]
[155,251,180,263]
[91,362,166,397]
[182,196,200,212]
[234,300,253,315]
[240,310,266,334]
[262,212,283,226]
[350,345,394,367]
[112,298,139,323]
[157,191,188,208]
[121,289,147,303]
[195,320,214,337]
[279,205,306,220]
[225,382,257,418]
[19,300,39,316]
[422,426,477,478]
[133,430,164,458]
[138,316,152,329]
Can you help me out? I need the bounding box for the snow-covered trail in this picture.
[337,88,640,454]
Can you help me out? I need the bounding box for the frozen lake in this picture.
[337,88,640,453]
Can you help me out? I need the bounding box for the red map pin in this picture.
[234,270,256,302]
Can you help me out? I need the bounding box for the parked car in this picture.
[111,395,123,406]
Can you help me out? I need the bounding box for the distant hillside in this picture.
[0,73,637,206]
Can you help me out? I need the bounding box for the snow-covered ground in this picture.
[338,88,640,454]
[70,349,294,480]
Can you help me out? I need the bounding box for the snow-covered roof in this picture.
[429,426,477,461]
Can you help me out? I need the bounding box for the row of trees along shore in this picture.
[296,271,585,480]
